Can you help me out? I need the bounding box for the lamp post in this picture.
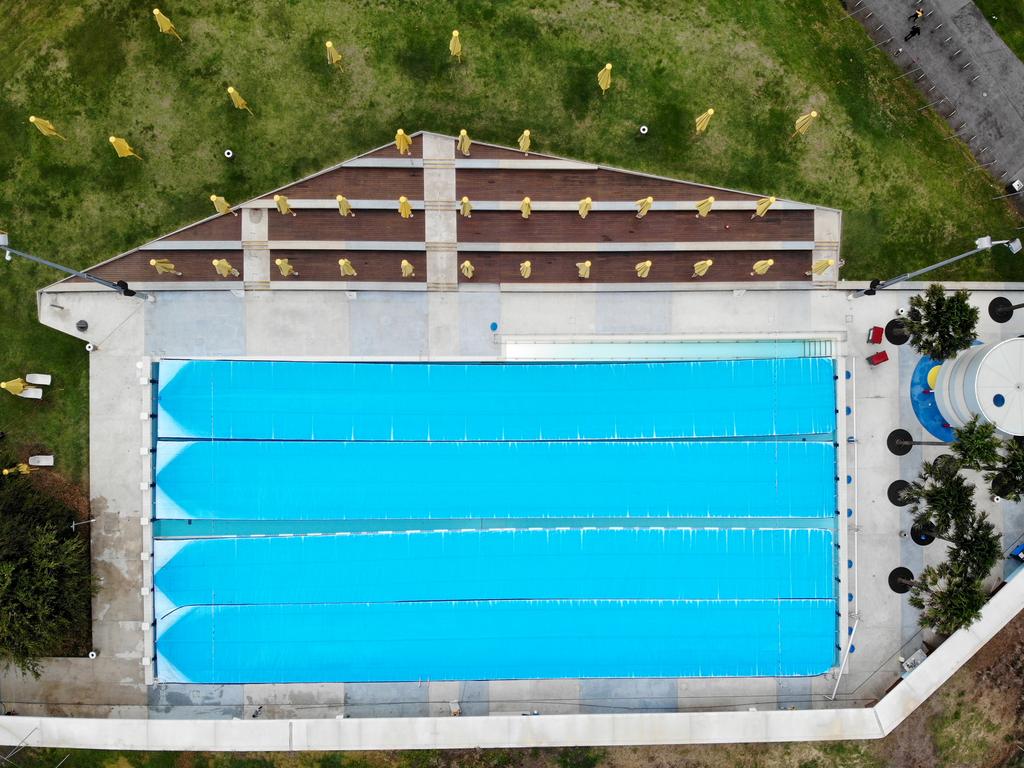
[1,233,152,302]
[853,236,1023,298]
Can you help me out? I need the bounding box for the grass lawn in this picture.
[973,0,1024,63]
[0,0,1021,483]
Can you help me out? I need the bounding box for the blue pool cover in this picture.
[153,358,839,683]
[157,358,836,441]
[154,439,836,520]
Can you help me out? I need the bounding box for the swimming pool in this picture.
[153,357,838,684]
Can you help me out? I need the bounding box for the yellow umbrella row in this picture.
[202,193,780,220]
[147,256,793,280]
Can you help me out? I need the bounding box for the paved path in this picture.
[851,0,1024,198]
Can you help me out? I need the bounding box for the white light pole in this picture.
[852,236,1023,298]
[1,233,154,302]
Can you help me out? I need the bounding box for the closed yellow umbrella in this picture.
[2,463,36,476]
[274,194,296,216]
[449,30,462,62]
[520,196,532,219]
[694,108,714,134]
[149,258,182,276]
[695,196,715,218]
[520,260,532,279]
[578,196,593,219]
[751,196,776,219]
[1,379,29,396]
[325,41,342,66]
[212,258,239,277]
[227,87,253,115]
[395,129,412,156]
[460,260,475,278]
[457,128,472,157]
[338,258,357,277]
[793,110,819,137]
[597,63,612,95]
[635,260,652,278]
[459,196,473,218]
[576,260,592,279]
[692,259,713,278]
[210,194,237,216]
[398,195,413,218]
[635,196,654,219]
[152,8,182,42]
[517,129,531,155]
[28,116,66,140]
[275,258,298,277]
[401,259,415,278]
[806,258,834,276]
[336,194,355,217]
[109,136,141,159]
[751,258,774,276]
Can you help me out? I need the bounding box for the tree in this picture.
[988,437,1024,502]
[905,283,979,361]
[908,562,987,635]
[947,507,1002,582]
[951,416,1001,471]
[906,460,974,536]
[0,451,95,675]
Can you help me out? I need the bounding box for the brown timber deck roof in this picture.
[69,131,829,285]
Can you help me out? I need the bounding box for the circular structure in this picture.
[989,296,1014,323]
[887,428,913,456]
[935,337,1024,436]
[489,322,498,332]
[224,149,234,159]
[638,125,649,136]
[885,319,910,345]
[910,521,937,546]
[76,320,88,332]
[889,567,914,594]
[888,480,912,506]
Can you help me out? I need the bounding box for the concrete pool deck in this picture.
[3,277,1024,745]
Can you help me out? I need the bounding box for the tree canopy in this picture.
[0,452,94,675]
[909,562,987,636]
[952,416,1002,471]
[905,284,979,361]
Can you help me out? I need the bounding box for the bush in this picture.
[0,449,95,675]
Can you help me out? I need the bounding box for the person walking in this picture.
[908,8,924,22]
[905,25,922,41]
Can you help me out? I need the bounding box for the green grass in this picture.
[973,0,1024,63]
[0,0,1021,485]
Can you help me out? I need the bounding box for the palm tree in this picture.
[947,507,1002,582]
[907,562,987,635]
[905,284,979,361]
[906,460,974,537]
[951,416,1002,471]
[988,438,1024,502]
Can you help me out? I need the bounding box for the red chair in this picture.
[867,350,889,366]
[867,326,884,344]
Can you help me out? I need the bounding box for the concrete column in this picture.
[422,133,459,355]
[242,208,270,288]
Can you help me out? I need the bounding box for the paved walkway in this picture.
[852,0,1024,196]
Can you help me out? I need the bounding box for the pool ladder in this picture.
[802,339,833,358]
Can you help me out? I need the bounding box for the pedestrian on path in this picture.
[908,8,924,22]
[905,25,922,42]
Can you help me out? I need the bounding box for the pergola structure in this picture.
[65,131,841,288]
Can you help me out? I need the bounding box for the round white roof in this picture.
[973,337,1024,436]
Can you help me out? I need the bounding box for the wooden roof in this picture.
[69,132,830,285]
